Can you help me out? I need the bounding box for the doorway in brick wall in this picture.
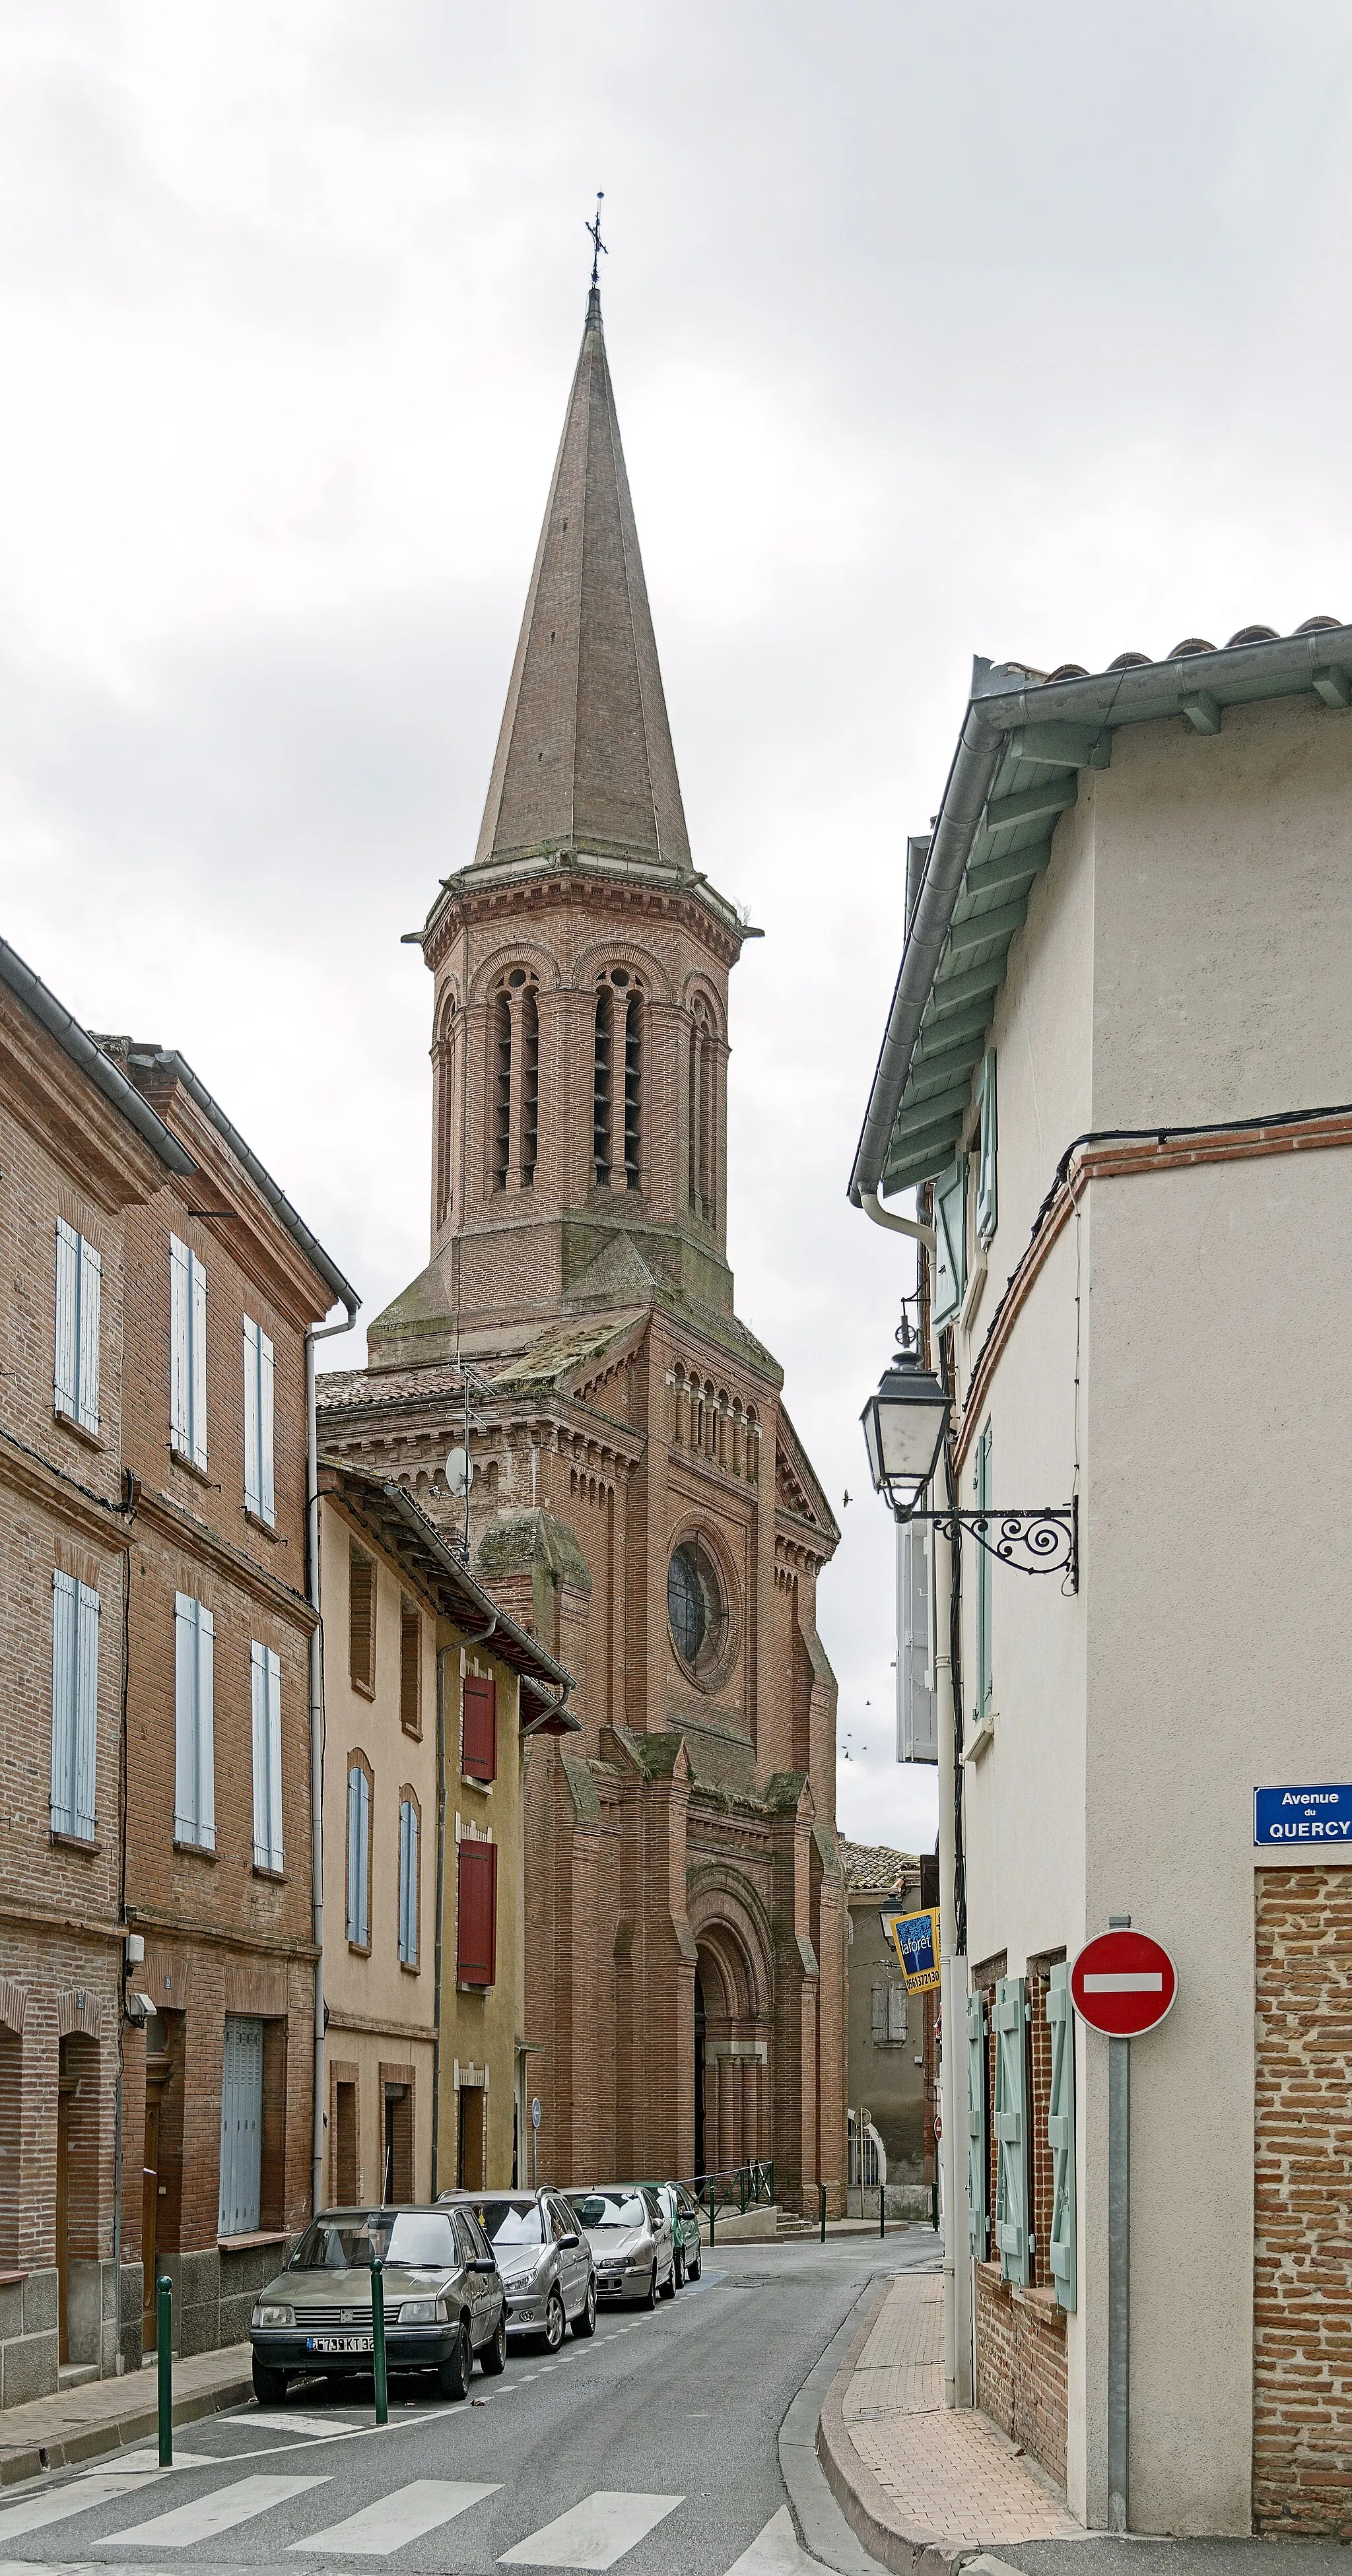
[383,2083,413,2200]
[141,2014,175,2352]
[458,2086,485,2189]
[56,2033,98,2367]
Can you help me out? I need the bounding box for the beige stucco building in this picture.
[317,1465,576,2203]
[852,622,1352,2538]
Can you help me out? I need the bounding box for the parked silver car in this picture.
[250,2205,506,2403]
[440,2189,597,2349]
[566,2184,677,2307]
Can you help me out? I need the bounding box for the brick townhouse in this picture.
[94,1037,357,2364]
[0,941,194,2406]
[852,618,1352,2533]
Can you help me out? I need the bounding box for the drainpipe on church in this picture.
[306,1301,359,2219]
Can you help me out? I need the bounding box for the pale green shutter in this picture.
[347,1768,362,1943]
[967,1990,988,2257]
[73,1581,99,1837]
[1047,1964,1077,2311]
[932,1160,968,1325]
[975,1425,993,1727]
[993,1975,1030,2284]
[170,1237,191,1455]
[50,1568,79,1835]
[189,1252,208,1470]
[976,1051,997,1245]
[243,1321,261,1515]
[77,1238,101,1434]
[54,1220,79,1418]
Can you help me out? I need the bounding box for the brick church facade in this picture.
[320,286,844,2208]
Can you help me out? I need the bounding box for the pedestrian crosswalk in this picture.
[498,2493,683,2571]
[292,2478,500,2555]
[106,2472,328,2547]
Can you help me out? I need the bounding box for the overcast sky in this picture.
[3,2,1351,1851]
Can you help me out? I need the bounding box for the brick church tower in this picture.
[320,286,843,2206]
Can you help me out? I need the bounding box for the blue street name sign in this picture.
[1254,1784,1352,1847]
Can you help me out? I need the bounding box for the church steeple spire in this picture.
[472,289,693,875]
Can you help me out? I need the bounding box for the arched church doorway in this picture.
[694,1931,769,2178]
[694,1972,706,2178]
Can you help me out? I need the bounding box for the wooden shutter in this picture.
[73,1581,98,1838]
[54,1219,79,1418]
[457,1837,498,1987]
[932,1160,967,1325]
[189,1252,208,1469]
[871,1981,885,2041]
[993,1975,1030,2284]
[898,1515,937,1762]
[349,1548,375,1694]
[975,1425,993,1727]
[257,1328,274,1524]
[50,1568,78,1835]
[251,1643,283,1870]
[346,1767,363,1943]
[399,1599,421,1733]
[77,1237,100,1434]
[461,1673,497,1782]
[399,1799,419,1966]
[170,1236,190,1454]
[1046,1963,1077,2311]
[888,1981,908,2044]
[976,1050,998,1245]
[218,2016,263,2237]
[174,1594,215,1849]
[243,1320,260,1514]
[967,1990,989,2257]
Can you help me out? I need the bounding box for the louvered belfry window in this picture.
[457,1836,498,1987]
[461,1673,497,1783]
[349,1546,375,1694]
[54,1219,101,1434]
[51,1569,99,1839]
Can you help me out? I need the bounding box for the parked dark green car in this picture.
[645,2180,703,2285]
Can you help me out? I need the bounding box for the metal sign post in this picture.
[531,2096,541,2189]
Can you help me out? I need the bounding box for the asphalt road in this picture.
[0,2232,940,2576]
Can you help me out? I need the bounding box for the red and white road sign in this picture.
[1069,1929,1177,2037]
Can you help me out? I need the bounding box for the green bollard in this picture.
[819,2183,827,2243]
[879,2183,886,2239]
[371,2259,388,2427]
[156,2276,173,2466]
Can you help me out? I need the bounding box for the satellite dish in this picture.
[445,1447,474,1498]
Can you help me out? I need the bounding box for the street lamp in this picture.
[860,1337,951,1522]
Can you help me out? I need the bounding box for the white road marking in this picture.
[106,2472,327,2546]
[0,2477,186,2541]
[720,2507,819,2576]
[292,2478,500,2555]
[231,2414,362,2439]
[499,2492,683,2570]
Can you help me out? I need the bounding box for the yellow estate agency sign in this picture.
[889,1907,941,1993]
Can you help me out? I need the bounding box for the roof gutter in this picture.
[0,939,197,1179]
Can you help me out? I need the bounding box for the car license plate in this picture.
[305,2334,373,2354]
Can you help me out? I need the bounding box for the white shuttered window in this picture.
[174,1593,216,1849]
[218,2015,263,2236]
[242,1318,275,1526]
[398,1798,419,1967]
[51,1569,99,1838]
[170,1236,208,1469]
[55,1220,102,1434]
[250,1641,283,1871]
[347,1765,370,1946]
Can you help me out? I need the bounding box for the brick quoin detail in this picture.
[1252,1867,1352,2540]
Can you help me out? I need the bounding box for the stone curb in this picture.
[815,2286,972,2576]
[0,2354,254,2490]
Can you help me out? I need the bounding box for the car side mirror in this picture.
[560,2231,580,2248]
[469,2257,498,2274]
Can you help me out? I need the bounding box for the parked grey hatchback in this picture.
[250,2206,506,2403]
[566,2185,676,2306]
[440,2189,597,2348]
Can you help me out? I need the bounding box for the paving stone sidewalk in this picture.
[817,2272,1080,2574]
[0,2345,253,2488]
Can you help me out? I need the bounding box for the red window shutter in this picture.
[457,1840,498,1987]
[462,1674,497,1783]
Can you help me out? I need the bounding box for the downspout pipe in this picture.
[306,1293,360,2220]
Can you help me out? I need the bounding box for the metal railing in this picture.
[684,2162,774,2238]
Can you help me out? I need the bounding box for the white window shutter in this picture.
[73,1581,99,1837]
[407,1804,419,1965]
[259,1331,275,1526]
[174,1593,196,1839]
[888,1981,908,2043]
[265,1649,283,1869]
[347,1767,361,1942]
[51,1569,78,1834]
[196,1603,215,1845]
[190,1254,209,1469]
[871,1981,885,2040]
[358,1769,370,1946]
[243,1321,260,1515]
[170,1238,190,1454]
[55,1220,79,1418]
[77,1239,101,1433]
[250,1639,267,1866]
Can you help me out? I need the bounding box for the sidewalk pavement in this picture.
[0,2345,253,2489]
[816,2272,1079,2575]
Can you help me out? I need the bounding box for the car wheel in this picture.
[640,2263,658,2311]
[689,2247,702,2280]
[659,2255,676,2300]
[673,2245,686,2290]
[572,2277,597,2339]
[479,2313,508,2376]
[252,2356,287,2406]
[437,2321,473,2402]
[541,2288,566,2352]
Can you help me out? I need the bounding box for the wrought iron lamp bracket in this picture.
[906,1496,1078,1589]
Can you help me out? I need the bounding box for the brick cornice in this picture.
[133,1483,318,1629]
[422,865,744,979]
[0,1897,122,1944]
[0,1427,131,1550]
[955,1106,1352,1469]
[122,1903,318,1962]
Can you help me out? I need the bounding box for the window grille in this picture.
[51,1569,98,1838]
[174,1593,215,1849]
[54,1219,101,1434]
[242,1318,275,1526]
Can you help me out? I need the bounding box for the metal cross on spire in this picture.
[586,191,607,288]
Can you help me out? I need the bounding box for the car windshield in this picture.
[288,2212,456,2272]
[471,2200,544,2246]
[572,2191,648,2229]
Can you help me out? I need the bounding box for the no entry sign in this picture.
[1070,1929,1176,2037]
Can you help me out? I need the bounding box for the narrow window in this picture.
[871,1981,885,2043]
[931,1160,968,1327]
[520,986,539,1187]
[593,987,613,1183]
[398,1795,420,1968]
[349,1545,375,1695]
[689,1000,715,1220]
[434,1001,457,1226]
[977,1050,998,1246]
[174,1592,216,1849]
[491,991,512,1191]
[347,1760,372,1947]
[250,1641,283,1872]
[218,2016,263,2237]
[54,1220,101,1435]
[169,1235,208,1469]
[974,1424,993,1731]
[623,994,642,1188]
[50,1568,98,1839]
[456,1835,498,1987]
[242,1318,275,1527]
[461,1672,498,1783]
[399,1598,422,1735]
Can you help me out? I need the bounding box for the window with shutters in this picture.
[53,1220,101,1436]
[897,1515,937,1762]
[974,1422,993,1732]
[347,1756,372,1950]
[242,1317,275,1527]
[399,1598,421,1736]
[976,1050,998,1245]
[398,1791,420,1969]
[218,2015,263,2237]
[888,1980,908,2044]
[992,1975,1030,2284]
[457,1834,498,1987]
[349,1545,375,1696]
[169,1235,208,1470]
[1046,1964,1077,2309]
[174,1593,215,1850]
[50,1569,99,1839]
[250,1641,283,1873]
[967,1989,990,2259]
[461,1672,497,1783]
[931,1158,967,1326]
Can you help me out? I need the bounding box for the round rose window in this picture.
[667,1538,726,1680]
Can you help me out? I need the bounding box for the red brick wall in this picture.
[1253,1867,1352,2540]
[975,2262,1068,2491]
